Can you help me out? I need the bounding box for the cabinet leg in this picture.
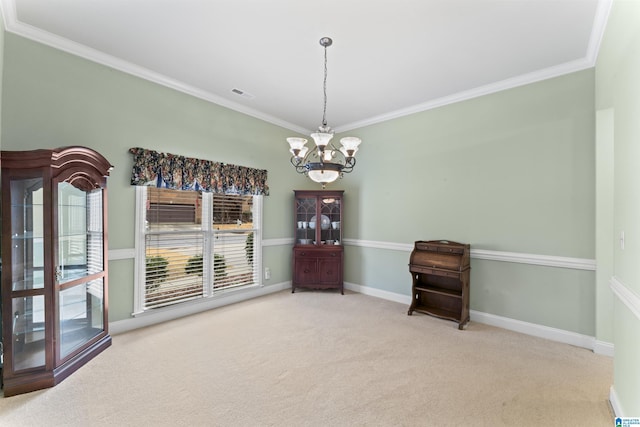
[291,287,295,293]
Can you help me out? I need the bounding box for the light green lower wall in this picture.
[613,299,640,416]
[345,245,595,336]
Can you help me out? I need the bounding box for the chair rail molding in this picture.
[342,239,596,271]
[610,276,640,321]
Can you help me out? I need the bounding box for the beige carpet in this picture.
[0,290,613,426]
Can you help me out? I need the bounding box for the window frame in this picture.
[133,186,262,315]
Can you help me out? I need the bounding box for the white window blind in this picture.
[135,186,261,313]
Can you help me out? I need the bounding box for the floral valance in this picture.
[129,147,269,196]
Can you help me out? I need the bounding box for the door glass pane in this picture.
[12,296,46,371]
[296,196,317,244]
[10,178,45,291]
[59,278,104,359]
[57,183,103,284]
[320,196,341,244]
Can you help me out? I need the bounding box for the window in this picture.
[134,186,262,313]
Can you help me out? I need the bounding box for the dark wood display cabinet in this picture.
[408,240,470,329]
[0,146,113,397]
[292,190,344,294]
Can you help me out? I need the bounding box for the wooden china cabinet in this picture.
[0,146,113,397]
[292,190,344,294]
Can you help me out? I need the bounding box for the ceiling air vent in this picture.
[231,88,255,99]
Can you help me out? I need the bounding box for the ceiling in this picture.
[1,0,611,135]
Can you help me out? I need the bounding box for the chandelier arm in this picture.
[341,157,357,173]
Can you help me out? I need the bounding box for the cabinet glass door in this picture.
[10,178,45,291]
[56,182,105,359]
[9,177,46,371]
[320,196,341,245]
[57,183,103,284]
[296,195,317,245]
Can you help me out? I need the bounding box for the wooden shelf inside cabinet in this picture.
[408,240,470,329]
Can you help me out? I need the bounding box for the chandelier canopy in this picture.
[287,37,362,188]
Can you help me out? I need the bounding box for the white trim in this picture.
[0,0,309,135]
[110,281,290,335]
[610,386,624,418]
[587,0,613,65]
[263,237,294,247]
[594,340,615,357]
[345,281,412,305]
[342,238,412,252]
[471,249,596,271]
[108,248,136,261]
[342,238,596,271]
[345,281,612,354]
[610,276,640,321]
[470,310,596,350]
[336,58,592,133]
[1,0,611,135]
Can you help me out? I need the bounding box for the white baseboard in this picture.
[593,340,615,357]
[346,282,613,354]
[345,281,412,305]
[109,281,290,335]
[110,279,614,356]
[470,310,597,350]
[610,386,623,417]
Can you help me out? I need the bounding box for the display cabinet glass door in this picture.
[295,195,317,245]
[9,177,46,372]
[319,196,341,245]
[56,182,105,361]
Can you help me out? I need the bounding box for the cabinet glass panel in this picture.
[12,295,46,371]
[57,183,103,284]
[320,196,341,244]
[295,196,317,244]
[59,278,104,359]
[10,178,45,291]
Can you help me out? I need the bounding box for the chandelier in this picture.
[287,37,362,188]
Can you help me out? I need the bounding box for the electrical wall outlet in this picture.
[264,267,271,280]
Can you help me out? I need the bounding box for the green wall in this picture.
[1,33,306,321]
[339,70,597,335]
[596,0,640,416]
[0,29,601,341]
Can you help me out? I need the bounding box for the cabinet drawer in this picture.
[293,249,342,258]
[410,264,460,278]
[438,246,464,255]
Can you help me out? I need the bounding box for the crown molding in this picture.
[1,0,612,136]
[335,57,593,133]
[335,0,613,133]
[0,0,309,135]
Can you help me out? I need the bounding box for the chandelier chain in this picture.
[322,44,328,127]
